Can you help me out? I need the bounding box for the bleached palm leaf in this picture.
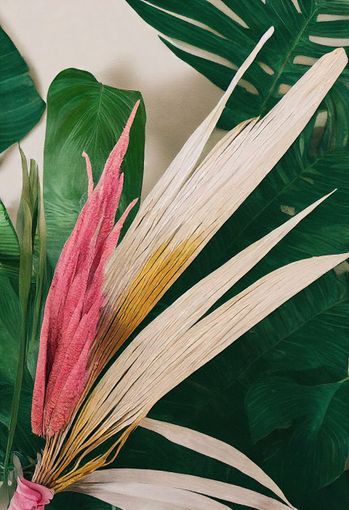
[141,418,292,507]
[33,192,338,491]
[76,484,231,510]
[90,46,347,378]
[64,252,348,483]
[89,27,274,373]
[74,468,293,510]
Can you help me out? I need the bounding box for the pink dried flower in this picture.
[31,102,139,437]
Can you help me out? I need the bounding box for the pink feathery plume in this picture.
[31,102,140,437]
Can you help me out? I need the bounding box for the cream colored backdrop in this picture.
[0,0,220,218]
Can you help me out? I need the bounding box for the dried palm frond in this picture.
[93,44,348,378]
[7,28,349,510]
[141,418,292,503]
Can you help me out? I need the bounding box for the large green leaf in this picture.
[246,376,349,491]
[0,26,45,152]
[44,68,146,266]
[125,0,349,128]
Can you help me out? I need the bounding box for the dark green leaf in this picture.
[246,376,349,490]
[0,380,42,466]
[0,26,45,152]
[44,68,146,266]
[302,471,349,510]
[50,492,114,510]
[0,198,20,467]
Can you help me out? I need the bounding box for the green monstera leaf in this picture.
[125,0,349,128]
[0,26,45,152]
[44,68,146,267]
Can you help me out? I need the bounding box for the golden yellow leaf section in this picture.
[32,237,202,492]
[89,236,203,378]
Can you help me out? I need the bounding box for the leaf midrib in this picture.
[91,83,105,171]
[259,5,318,115]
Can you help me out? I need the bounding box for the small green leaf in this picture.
[0,380,43,471]
[0,27,45,152]
[44,68,146,267]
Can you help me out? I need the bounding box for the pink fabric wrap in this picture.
[8,478,53,510]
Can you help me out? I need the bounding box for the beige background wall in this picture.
[0,0,221,217]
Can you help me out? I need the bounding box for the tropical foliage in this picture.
[1,3,349,510]
[7,42,345,510]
